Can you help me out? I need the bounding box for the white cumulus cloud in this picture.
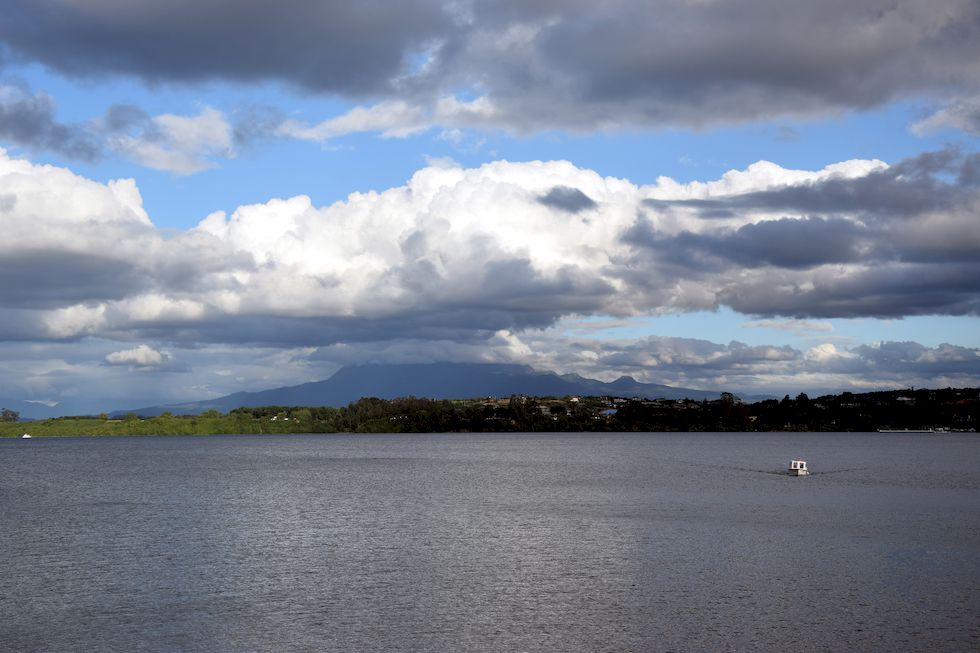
[105,344,170,367]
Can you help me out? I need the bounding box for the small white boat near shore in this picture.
[21,433,31,439]
[788,459,809,476]
[877,428,935,433]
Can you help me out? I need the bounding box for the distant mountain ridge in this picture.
[113,362,731,417]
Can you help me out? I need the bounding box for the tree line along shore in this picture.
[2,387,977,437]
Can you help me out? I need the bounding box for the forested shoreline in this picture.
[3,387,977,436]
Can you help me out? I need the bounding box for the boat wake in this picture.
[689,462,864,476]
[690,462,787,476]
[808,467,863,475]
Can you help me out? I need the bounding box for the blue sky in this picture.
[1,0,979,415]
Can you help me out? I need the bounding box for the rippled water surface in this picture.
[2,432,979,651]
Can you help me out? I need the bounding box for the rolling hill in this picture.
[113,362,729,416]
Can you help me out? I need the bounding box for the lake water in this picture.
[1,432,978,651]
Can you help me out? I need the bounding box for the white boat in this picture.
[877,428,934,433]
[788,459,809,476]
[21,433,31,439]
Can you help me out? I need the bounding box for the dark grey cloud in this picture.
[3,1,979,130]
[628,217,869,270]
[621,218,728,275]
[0,308,56,342]
[117,311,517,350]
[724,217,868,268]
[463,257,614,314]
[439,0,980,129]
[719,263,980,318]
[388,255,618,339]
[117,314,494,349]
[537,186,597,213]
[0,0,451,96]
[0,250,147,309]
[0,87,101,159]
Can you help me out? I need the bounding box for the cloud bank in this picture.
[502,333,980,395]
[1,147,978,354]
[2,1,979,133]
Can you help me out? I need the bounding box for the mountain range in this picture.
[113,363,733,417]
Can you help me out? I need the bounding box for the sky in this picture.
[1,0,979,416]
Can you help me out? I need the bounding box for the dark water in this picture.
[1,433,978,652]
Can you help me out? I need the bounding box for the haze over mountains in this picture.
[114,363,731,417]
